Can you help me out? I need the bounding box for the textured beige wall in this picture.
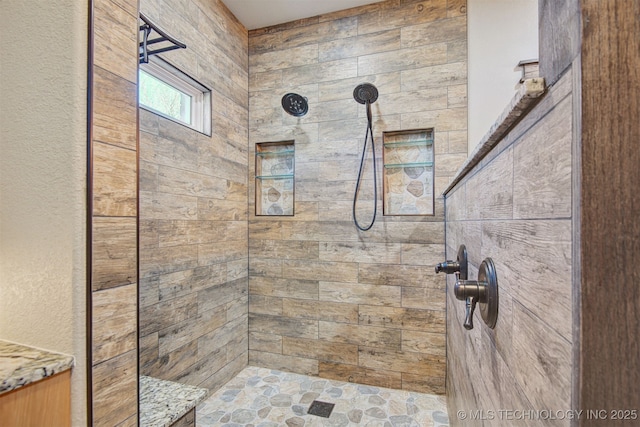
[445,67,574,426]
[0,1,87,425]
[247,0,468,394]
[467,0,538,152]
[138,0,250,392]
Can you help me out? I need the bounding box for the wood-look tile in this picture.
[249,313,319,339]
[197,239,248,265]
[249,44,318,74]
[199,352,249,393]
[282,58,359,86]
[94,0,137,83]
[141,339,198,381]
[282,298,359,324]
[319,282,401,307]
[400,243,444,266]
[318,29,401,62]
[283,337,358,365]
[280,16,358,50]
[197,314,248,357]
[250,276,319,300]
[139,244,199,279]
[198,278,248,313]
[249,257,283,277]
[92,67,137,150]
[402,284,446,310]
[482,220,572,340]
[318,321,401,350]
[358,43,448,76]
[318,362,402,389]
[139,294,198,336]
[358,305,445,333]
[249,332,283,353]
[92,284,137,364]
[92,217,137,291]
[402,107,467,133]
[464,147,513,220]
[447,83,467,108]
[282,259,358,282]
[513,95,572,219]
[401,16,466,48]
[249,351,319,376]
[318,72,401,102]
[157,166,229,199]
[92,350,137,427]
[140,191,199,221]
[358,264,434,287]
[357,0,447,36]
[402,372,445,394]
[250,239,319,260]
[401,330,446,356]
[93,142,137,217]
[158,305,227,356]
[319,241,402,264]
[358,346,445,375]
[511,302,571,410]
[249,294,284,316]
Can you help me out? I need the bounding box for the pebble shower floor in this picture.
[196,366,449,426]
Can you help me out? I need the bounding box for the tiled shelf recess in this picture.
[139,376,207,427]
[255,141,295,216]
[0,340,74,394]
[382,128,435,216]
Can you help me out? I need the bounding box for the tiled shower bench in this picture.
[140,376,208,427]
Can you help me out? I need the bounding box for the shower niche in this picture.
[383,129,434,216]
[255,141,295,216]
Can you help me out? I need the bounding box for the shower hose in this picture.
[353,103,377,231]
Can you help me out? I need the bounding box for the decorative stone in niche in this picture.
[382,129,434,216]
[255,141,295,216]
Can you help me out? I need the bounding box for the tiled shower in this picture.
[137,0,467,399]
[86,0,585,426]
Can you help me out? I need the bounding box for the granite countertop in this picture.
[0,340,75,394]
[140,376,208,427]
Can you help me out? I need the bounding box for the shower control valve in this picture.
[435,245,468,280]
[454,258,499,330]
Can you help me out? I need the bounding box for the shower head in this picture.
[353,83,378,105]
[282,93,308,117]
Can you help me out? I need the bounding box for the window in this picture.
[139,57,211,135]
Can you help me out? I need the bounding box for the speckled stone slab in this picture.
[0,340,74,394]
[140,376,208,427]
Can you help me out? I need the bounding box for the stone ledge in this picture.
[140,376,208,427]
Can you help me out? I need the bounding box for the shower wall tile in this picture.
[249,332,283,353]
[318,362,402,389]
[319,282,402,307]
[282,299,359,324]
[92,67,137,151]
[138,0,249,395]
[92,217,137,290]
[249,0,466,394]
[89,0,139,423]
[445,69,574,426]
[282,337,359,365]
[249,350,319,376]
[92,350,138,427]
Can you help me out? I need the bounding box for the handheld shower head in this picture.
[353,83,378,105]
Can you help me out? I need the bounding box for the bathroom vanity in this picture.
[0,340,74,426]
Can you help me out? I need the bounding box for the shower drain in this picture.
[307,400,335,418]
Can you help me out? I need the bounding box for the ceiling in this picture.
[221,0,386,30]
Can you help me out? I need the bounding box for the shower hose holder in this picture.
[454,258,499,330]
